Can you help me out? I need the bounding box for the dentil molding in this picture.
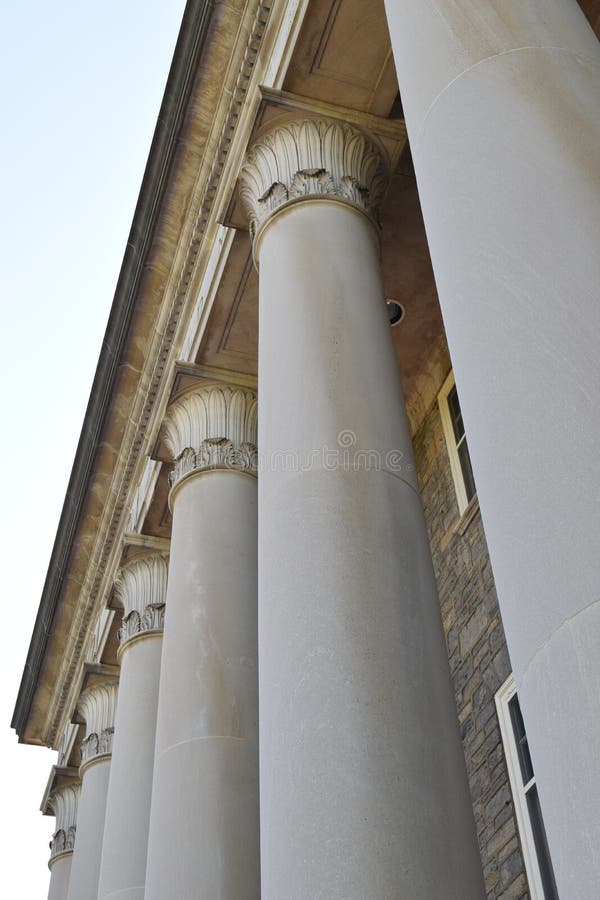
[77,681,118,768]
[48,781,80,860]
[239,118,389,240]
[163,384,258,490]
[115,553,169,648]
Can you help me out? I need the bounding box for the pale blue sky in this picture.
[0,1,186,891]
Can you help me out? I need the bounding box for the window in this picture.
[438,371,476,514]
[495,675,559,899]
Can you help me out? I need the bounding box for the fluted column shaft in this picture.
[97,553,168,900]
[67,681,117,900]
[144,384,260,900]
[47,782,80,900]
[383,3,600,896]
[240,119,484,899]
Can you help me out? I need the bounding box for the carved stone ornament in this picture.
[239,118,389,240]
[115,553,169,647]
[48,782,80,860]
[77,681,118,767]
[163,384,258,490]
[80,727,114,764]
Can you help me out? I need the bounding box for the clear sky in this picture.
[0,1,186,892]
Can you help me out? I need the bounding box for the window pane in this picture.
[457,439,476,504]
[526,785,560,899]
[447,385,465,442]
[508,694,534,785]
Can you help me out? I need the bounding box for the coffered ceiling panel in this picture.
[196,230,258,375]
[284,0,398,116]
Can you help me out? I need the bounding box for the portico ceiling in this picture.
[149,0,449,542]
[197,0,446,423]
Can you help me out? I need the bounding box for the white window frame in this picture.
[495,674,547,900]
[438,370,475,515]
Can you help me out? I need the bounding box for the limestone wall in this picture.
[414,396,529,900]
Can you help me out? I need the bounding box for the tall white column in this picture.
[240,118,484,900]
[67,680,117,900]
[144,383,260,900]
[97,552,168,900]
[46,781,80,900]
[383,3,600,896]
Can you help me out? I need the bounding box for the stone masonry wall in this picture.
[413,392,529,900]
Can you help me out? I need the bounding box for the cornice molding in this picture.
[164,384,258,489]
[239,118,389,241]
[11,0,217,741]
[14,0,303,747]
[115,553,169,649]
[48,781,80,860]
[77,681,118,768]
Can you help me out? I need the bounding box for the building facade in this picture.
[13,2,600,898]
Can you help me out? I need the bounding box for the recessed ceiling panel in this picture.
[284,0,398,115]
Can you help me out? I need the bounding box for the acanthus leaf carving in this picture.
[197,437,237,469]
[289,168,336,198]
[80,726,114,765]
[48,782,80,860]
[140,602,166,633]
[77,681,118,767]
[163,384,258,489]
[239,119,388,241]
[168,438,258,488]
[114,553,169,648]
[236,441,258,471]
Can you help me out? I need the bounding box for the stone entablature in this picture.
[115,553,169,649]
[48,781,80,863]
[239,118,388,241]
[163,384,258,492]
[77,681,118,769]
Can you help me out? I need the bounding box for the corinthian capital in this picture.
[48,781,80,862]
[115,553,169,650]
[77,681,118,770]
[163,383,258,491]
[239,118,388,240]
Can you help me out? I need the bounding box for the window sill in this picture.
[454,494,479,536]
